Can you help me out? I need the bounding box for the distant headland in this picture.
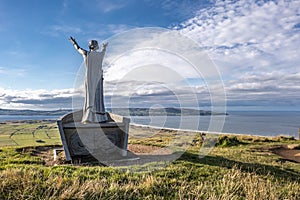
[0,108,228,116]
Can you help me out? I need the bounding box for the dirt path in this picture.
[23,143,300,166]
[26,144,175,166]
[271,144,300,163]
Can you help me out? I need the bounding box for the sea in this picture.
[131,111,300,138]
[0,111,299,138]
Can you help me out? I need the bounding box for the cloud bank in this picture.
[178,0,300,71]
[177,0,300,110]
[0,88,80,110]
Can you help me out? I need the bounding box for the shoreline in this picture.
[1,110,300,138]
[130,123,299,140]
[0,119,297,139]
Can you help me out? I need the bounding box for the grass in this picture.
[0,121,61,147]
[0,121,300,199]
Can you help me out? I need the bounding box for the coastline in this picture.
[0,119,297,139]
[1,110,300,138]
[130,122,298,139]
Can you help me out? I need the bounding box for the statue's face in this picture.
[88,40,99,50]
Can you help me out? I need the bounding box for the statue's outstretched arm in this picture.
[101,42,108,53]
[69,36,87,56]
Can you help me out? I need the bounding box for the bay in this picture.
[0,111,299,138]
[131,111,300,138]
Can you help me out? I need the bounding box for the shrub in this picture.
[216,135,244,147]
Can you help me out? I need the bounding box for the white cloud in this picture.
[0,80,211,110]
[0,88,82,110]
[104,49,200,82]
[225,71,300,108]
[1,70,297,110]
[176,0,300,110]
[178,0,300,75]
[104,79,208,109]
[103,27,225,88]
[100,28,226,109]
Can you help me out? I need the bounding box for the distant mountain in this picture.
[0,108,228,116]
[107,107,228,116]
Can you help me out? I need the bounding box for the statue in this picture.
[69,36,108,123]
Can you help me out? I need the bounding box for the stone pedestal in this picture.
[57,110,131,164]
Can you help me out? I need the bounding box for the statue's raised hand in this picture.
[69,36,76,44]
[102,42,108,48]
[101,42,108,51]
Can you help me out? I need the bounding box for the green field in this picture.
[0,121,300,199]
[0,121,61,147]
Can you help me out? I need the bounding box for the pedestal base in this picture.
[57,110,132,164]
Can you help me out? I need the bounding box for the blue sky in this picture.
[0,0,299,111]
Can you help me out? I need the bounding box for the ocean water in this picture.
[130,111,300,138]
[0,111,299,138]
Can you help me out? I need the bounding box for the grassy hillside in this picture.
[0,121,299,199]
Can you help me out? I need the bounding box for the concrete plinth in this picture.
[57,110,131,164]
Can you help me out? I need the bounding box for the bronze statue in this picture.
[69,36,108,123]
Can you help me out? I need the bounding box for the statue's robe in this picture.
[81,50,107,123]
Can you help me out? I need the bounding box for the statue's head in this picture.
[88,40,99,50]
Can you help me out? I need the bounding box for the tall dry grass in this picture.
[0,165,299,200]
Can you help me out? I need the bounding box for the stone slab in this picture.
[57,110,131,164]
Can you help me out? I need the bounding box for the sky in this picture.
[0,0,299,111]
